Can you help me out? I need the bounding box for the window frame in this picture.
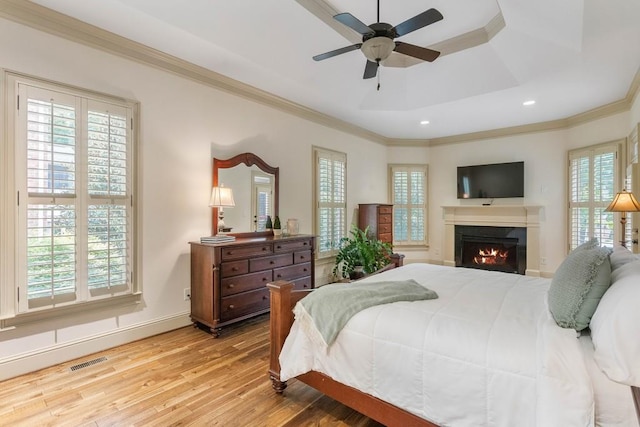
[567,140,622,251]
[388,164,428,247]
[313,146,347,260]
[1,71,140,323]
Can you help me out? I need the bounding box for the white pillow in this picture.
[590,259,640,386]
[609,245,638,271]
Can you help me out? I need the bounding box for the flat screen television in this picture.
[457,161,524,199]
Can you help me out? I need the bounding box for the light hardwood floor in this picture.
[0,315,382,426]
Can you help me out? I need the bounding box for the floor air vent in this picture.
[69,356,108,372]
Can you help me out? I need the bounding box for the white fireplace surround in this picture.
[442,205,543,276]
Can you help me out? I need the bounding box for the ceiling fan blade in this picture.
[363,60,378,79]
[313,44,362,61]
[392,8,443,37]
[394,42,440,62]
[334,13,375,36]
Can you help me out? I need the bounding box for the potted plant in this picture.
[265,215,273,231]
[333,225,393,280]
[273,216,282,237]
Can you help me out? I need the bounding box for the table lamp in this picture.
[209,185,235,233]
[605,189,640,247]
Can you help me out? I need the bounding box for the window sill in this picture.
[1,292,142,330]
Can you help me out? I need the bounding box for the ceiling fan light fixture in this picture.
[361,37,395,62]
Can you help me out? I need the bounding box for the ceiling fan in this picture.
[312,1,444,80]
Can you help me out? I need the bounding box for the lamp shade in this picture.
[605,189,640,212]
[209,186,235,208]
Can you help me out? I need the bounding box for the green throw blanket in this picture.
[294,279,438,348]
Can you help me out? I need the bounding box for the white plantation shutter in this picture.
[315,148,346,257]
[15,80,135,312]
[390,165,427,245]
[87,104,130,292]
[24,93,78,303]
[568,144,617,250]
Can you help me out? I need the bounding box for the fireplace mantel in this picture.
[442,205,543,276]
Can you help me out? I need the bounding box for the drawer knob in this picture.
[228,284,235,288]
[227,251,233,255]
[229,304,235,309]
[303,268,308,272]
[232,267,238,271]
[262,247,267,251]
[276,274,282,278]
[270,260,275,265]
[262,277,267,281]
[262,295,268,300]
[276,245,282,250]
[299,256,305,260]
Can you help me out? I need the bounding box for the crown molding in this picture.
[1,0,638,149]
[0,0,387,145]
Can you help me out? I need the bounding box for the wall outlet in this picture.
[433,248,440,256]
[183,288,191,301]
[540,257,547,266]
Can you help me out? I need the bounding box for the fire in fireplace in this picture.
[473,247,509,266]
[454,225,527,275]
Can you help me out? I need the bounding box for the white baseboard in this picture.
[0,311,191,381]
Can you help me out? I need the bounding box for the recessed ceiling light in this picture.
[420,120,430,125]
[523,100,536,106]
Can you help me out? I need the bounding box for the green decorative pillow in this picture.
[548,245,612,331]
[573,237,599,252]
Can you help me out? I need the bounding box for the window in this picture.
[3,73,138,316]
[314,147,346,258]
[568,143,619,250]
[389,165,428,245]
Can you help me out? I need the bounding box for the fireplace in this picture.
[455,225,527,275]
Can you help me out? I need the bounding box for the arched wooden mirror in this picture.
[212,153,279,236]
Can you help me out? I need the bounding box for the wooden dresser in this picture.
[358,203,393,244]
[189,235,315,336]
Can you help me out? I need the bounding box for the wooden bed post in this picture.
[268,280,313,393]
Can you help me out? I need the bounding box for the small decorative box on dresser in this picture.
[358,203,393,243]
[190,235,315,336]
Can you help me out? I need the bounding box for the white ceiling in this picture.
[31,0,640,140]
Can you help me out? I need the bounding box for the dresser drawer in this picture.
[274,239,312,253]
[294,250,311,264]
[378,222,392,235]
[221,243,272,261]
[378,213,392,224]
[292,276,313,290]
[249,253,292,272]
[378,205,393,215]
[274,262,312,281]
[220,288,270,322]
[220,259,249,277]
[379,233,392,244]
[221,270,273,297]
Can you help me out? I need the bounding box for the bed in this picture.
[268,247,640,426]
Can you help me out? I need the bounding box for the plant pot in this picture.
[349,265,365,280]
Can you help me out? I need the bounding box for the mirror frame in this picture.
[212,152,279,236]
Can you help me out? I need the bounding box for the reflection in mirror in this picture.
[212,153,278,236]
[251,171,274,231]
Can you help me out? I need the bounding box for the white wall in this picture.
[0,18,387,379]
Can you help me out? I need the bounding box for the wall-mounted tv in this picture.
[457,161,524,199]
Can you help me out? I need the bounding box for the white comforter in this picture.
[280,263,596,427]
